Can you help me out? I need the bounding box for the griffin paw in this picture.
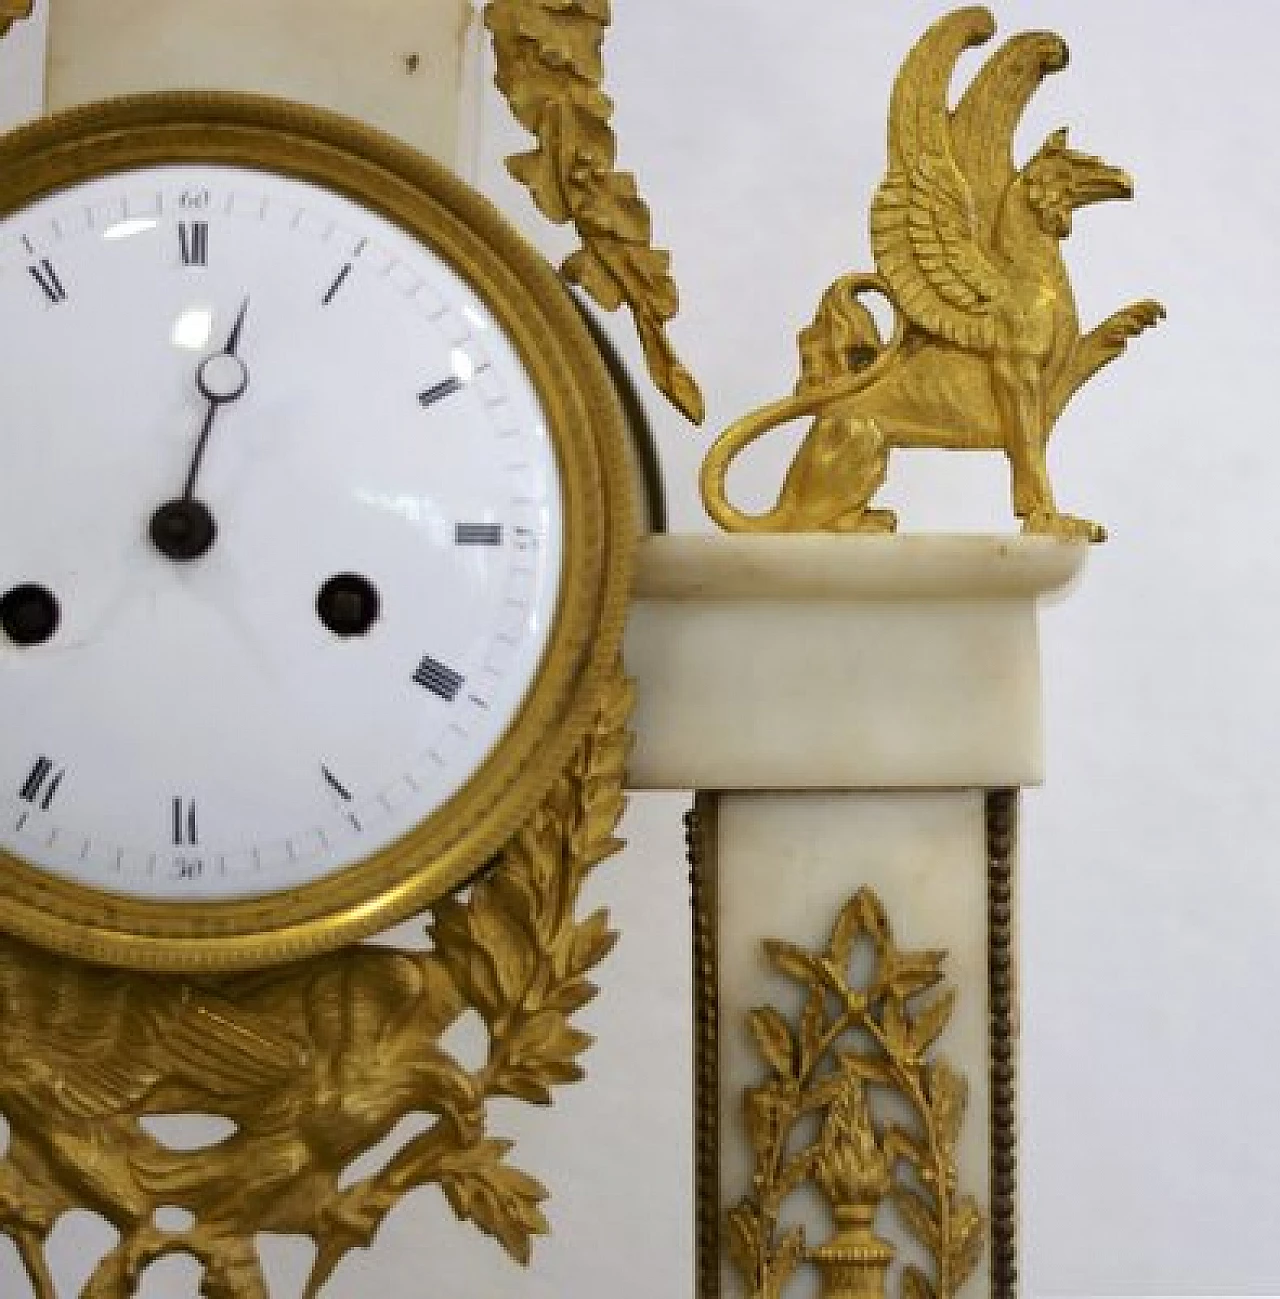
[833,507,898,533]
[1101,299,1165,346]
[1022,510,1107,543]
[320,1184,394,1251]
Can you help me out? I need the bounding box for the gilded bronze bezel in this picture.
[0,92,634,971]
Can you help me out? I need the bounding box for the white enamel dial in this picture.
[0,164,564,902]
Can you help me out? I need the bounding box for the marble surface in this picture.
[713,791,994,1299]
[45,0,472,163]
[635,533,1087,601]
[627,535,1087,791]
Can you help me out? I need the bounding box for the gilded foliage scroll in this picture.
[728,888,984,1299]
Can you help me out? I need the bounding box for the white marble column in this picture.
[44,0,471,164]
[626,534,1083,1299]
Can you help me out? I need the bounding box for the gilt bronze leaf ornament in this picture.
[727,888,983,1299]
[0,667,633,1299]
[484,0,705,424]
[700,6,1164,541]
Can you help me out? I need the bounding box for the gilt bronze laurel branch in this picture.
[0,667,633,1299]
[484,0,704,424]
[728,887,984,1299]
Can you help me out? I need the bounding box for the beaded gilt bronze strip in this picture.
[987,790,1020,1299]
[688,794,722,1299]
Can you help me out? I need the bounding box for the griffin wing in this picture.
[869,6,1004,351]
[951,29,1071,242]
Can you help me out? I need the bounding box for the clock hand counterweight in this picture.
[150,297,251,563]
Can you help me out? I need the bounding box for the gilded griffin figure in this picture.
[700,6,1164,542]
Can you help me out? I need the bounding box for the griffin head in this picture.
[1023,127,1134,238]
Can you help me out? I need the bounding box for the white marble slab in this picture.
[46,0,471,163]
[627,535,1087,791]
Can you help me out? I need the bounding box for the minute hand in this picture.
[183,295,251,501]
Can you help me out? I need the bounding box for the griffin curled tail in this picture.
[700,275,906,532]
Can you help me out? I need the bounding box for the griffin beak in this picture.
[1032,32,1070,74]
[1078,164,1134,206]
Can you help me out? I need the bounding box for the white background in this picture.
[2,2,1277,1297]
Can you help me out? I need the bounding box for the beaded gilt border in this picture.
[987,790,1019,1299]
[688,794,721,1299]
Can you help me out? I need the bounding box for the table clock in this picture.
[0,5,1160,1297]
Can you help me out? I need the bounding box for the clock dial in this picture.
[0,164,564,901]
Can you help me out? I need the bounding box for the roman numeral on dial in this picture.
[455,523,503,546]
[322,764,362,832]
[172,798,198,846]
[322,263,352,306]
[413,655,465,702]
[418,376,463,407]
[19,756,64,809]
[28,259,66,304]
[179,221,209,267]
